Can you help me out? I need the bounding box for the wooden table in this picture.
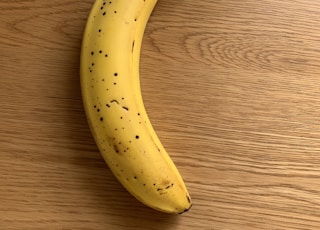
[1,0,320,229]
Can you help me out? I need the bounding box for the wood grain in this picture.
[1,0,320,229]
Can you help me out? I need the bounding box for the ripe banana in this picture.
[80,0,192,214]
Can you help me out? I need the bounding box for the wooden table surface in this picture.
[1,0,320,229]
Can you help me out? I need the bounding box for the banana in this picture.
[80,0,192,214]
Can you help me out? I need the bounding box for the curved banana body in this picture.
[80,0,191,214]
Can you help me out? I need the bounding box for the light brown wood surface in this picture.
[1,0,320,229]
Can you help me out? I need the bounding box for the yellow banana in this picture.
[80,0,192,214]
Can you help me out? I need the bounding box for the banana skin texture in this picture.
[80,0,192,214]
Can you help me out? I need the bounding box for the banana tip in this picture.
[178,204,192,215]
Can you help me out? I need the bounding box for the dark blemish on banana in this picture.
[100,117,104,121]
[93,105,97,108]
[102,12,106,16]
[187,195,191,203]
[98,29,102,32]
[122,106,129,111]
[91,51,94,55]
[143,184,146,186]
[114,82,117,85]
[134,176,137,179]
[99,50,102,54]
[178,208,190,215]
[106,103,110,108]
[157,188,163,191]
[132,40,135,53]
[114,10,117,14]
[114,145,119,153]
[114,72,118,77]
[110,99,119,104]
[153,183,156,186]
[105,54,108,58]
[97,108,100,112]
[135,135,139,139]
